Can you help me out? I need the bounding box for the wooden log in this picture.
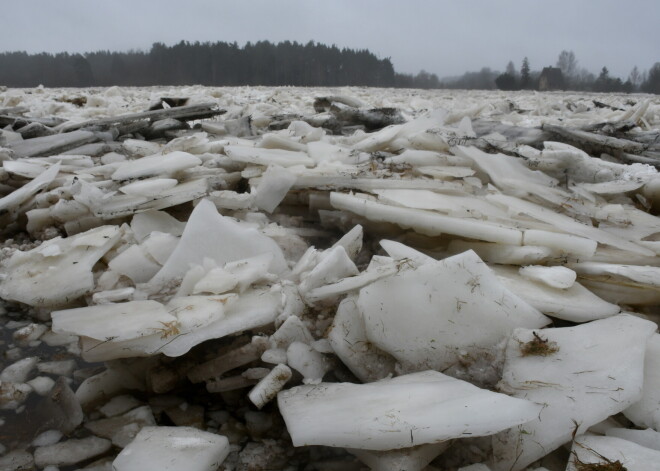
[542,123,647,155]
[0,114,66,129]
[7,130,99,157]
[56,102,226,132]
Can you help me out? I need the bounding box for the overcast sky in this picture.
[2,0,658,79]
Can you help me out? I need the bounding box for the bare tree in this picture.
[506,61,517,77]
[629,66,641,90]
[556,50,578,79]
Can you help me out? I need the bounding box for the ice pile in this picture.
[0,86,660,470]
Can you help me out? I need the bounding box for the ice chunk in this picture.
[108,244,161,283]
[32,430,63,447]
[131,210,185,242]
[278,370,541,450]
[85,405,156,447]
[331,192,524,245]
[298,245,359,293]
[111,151,201,181]
[52,300,177,342]
[567,434,660,471]
[328,296,396,382]
[112,426,230,471]
[0,225,121,307]
[489,193,654,256]
[79,286,282,360]
[34,436,111,467]
[248,364,292,409]
[1,356,38,383]
[518,265,576,289]
[624,334,660,429]
[492,314,656,471]
[150,199,287,287]
[606,428,660,452]
[253,165,296,213]
[350,442,449,471]
[493,266,619,322]
[0,162,60,217]
[270,315,314,349]
[99,395,143,418]
[224,145,314,167]
[447,240,559,265]
[358,250,548,371]
[0,451,35,471]
[119,178,178,196]
[286,342,331,382]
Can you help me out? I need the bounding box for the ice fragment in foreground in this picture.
[112,426,230,471]
[277,370,541,450]
[358,250,549,371]
[150,199,287,287]
[491,314,656,471]
[624,333,660,429]
[567,434,660,471]
[0,225,121,307]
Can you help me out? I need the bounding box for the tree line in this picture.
[0,42,657,94]
[0,40,439,89]
[489,51,660,94]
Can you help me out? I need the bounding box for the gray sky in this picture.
[2,0,658,79]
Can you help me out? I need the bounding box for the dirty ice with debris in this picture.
[0,85,660,471]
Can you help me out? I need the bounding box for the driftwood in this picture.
[0,114,66,129]
[543,123,649,155]
[329,103,405,131]
[313,95,366,112]
[7,130,100,157]
[16,122,57,139]
[148,97,191,110]
[56,102,226,132]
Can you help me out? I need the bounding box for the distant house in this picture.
[538,67,565,91]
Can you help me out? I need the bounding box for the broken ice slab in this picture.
[328,295,396,382]
[493,266,620,322]
[119,178,178,197]
[6,130,99,157]
[488,193,655,256]
[111,151,202,181]
[517,265,576,289]
[0,162,60,218]
[113,426,229,471]
[149,199,287,288]
[84,405,156,447]
[78,287,282,361]
[357,250,548,371]
[277,370,541,450]
[92,178,209,219]
[248,364,292,409]
[624,334,660,429]
[224,144,315,167]
[446,240,560,265]
[253,165,296,213]
[569,262,660,306]
[57,102,225,132]
[330,192,524,245]
[0,225,121,307]
[606,428,660,452]
[34,436,111,468]
[131,210,185,242]
[566,434,660,471]
[52,300,178,343]
[491,314,656,471]
[349,442,449,471]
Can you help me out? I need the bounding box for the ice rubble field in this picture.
[1,85,660,471]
